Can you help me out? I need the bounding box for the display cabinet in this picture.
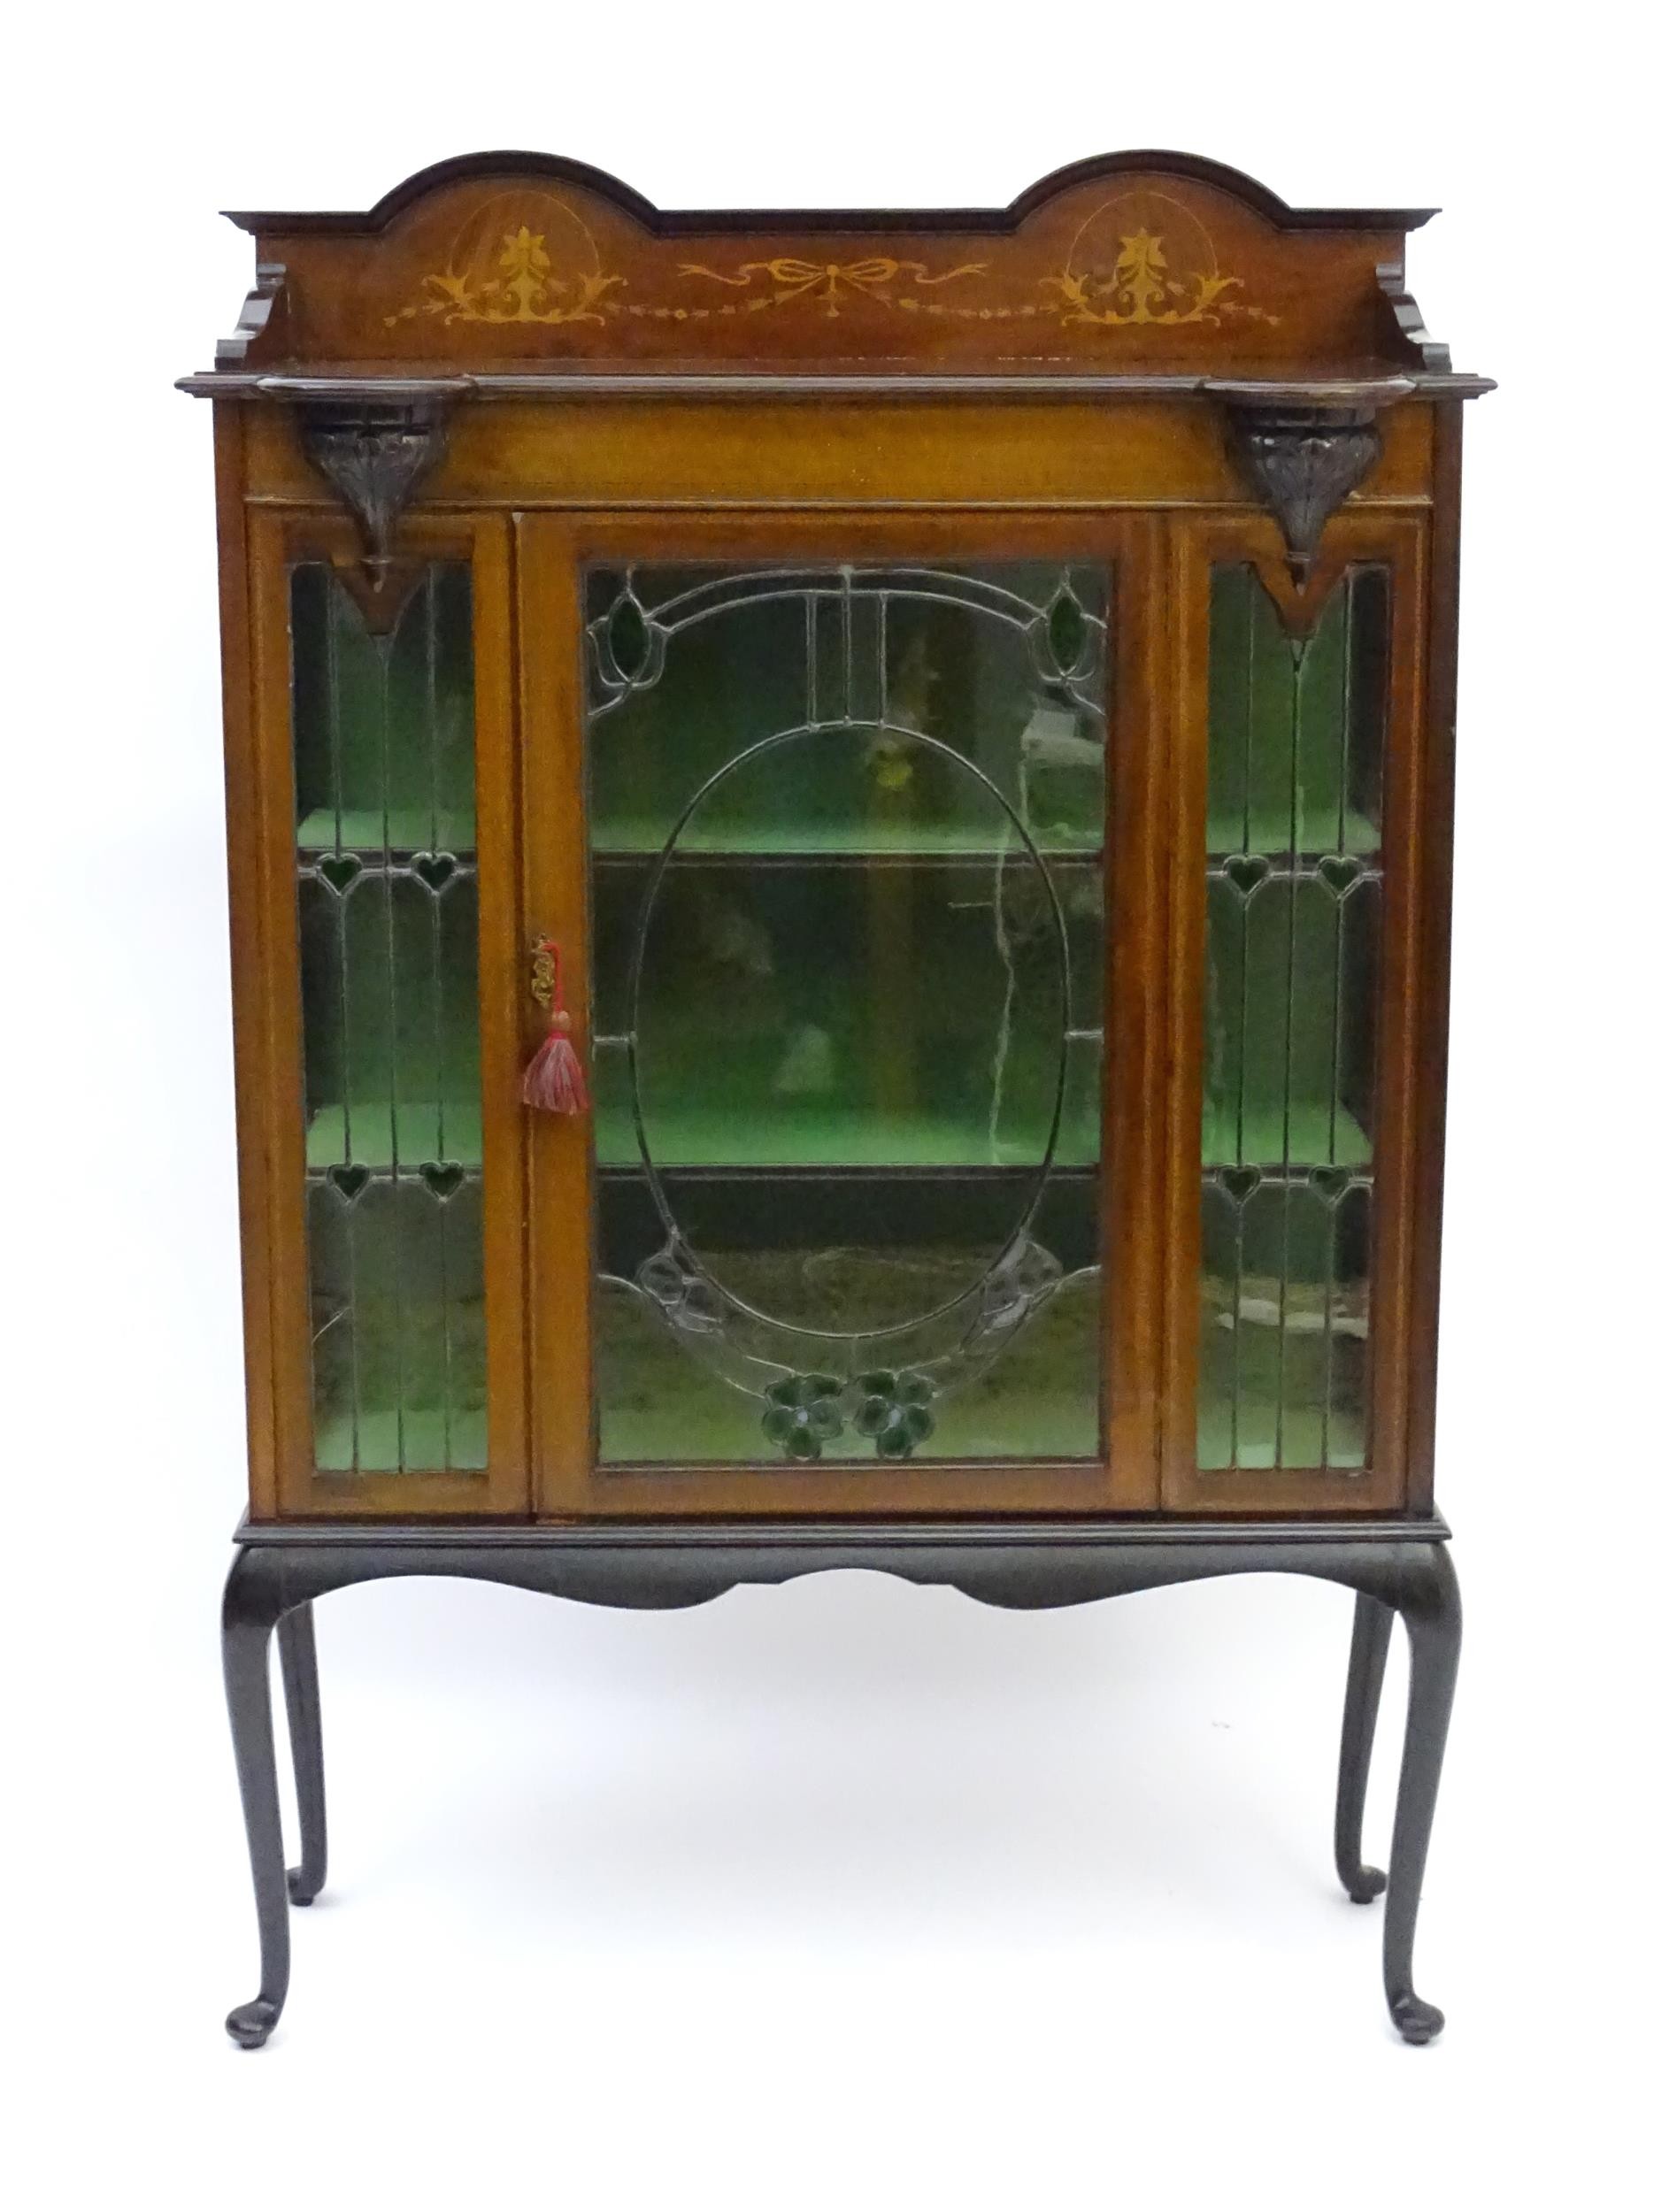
[185,150,1489,2046]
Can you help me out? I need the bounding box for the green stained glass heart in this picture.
[412,852,458,894]
[1317,855,1365,898]
[1222,853,1271,898]
[317,854,362,895]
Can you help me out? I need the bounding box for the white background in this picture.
[4,5,1673,2206]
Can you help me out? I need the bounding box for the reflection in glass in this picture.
[585,563,1110,1466]
[1198,565,1388,1471]
[291,565,486,1472]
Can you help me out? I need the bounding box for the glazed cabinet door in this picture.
[245,512,527,1516]
[1163,513,1427,1513]
[521,516,1167,1517]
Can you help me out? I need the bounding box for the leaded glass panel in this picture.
[585,562,1110,1466]
[291,565,487,1472]
[1197,564,1388,1472]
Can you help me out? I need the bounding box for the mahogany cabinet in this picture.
[188,150,1489,2047]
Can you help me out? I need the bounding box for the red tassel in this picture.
[522,1025,589,1113]
[522,938,590,1115]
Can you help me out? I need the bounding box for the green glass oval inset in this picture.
[606,588,652,684]
[1046,583,1088,676]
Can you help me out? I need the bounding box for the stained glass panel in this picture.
[584,562,1109,1467]
[1198,565,1388,1472]
[291,565,487,1473]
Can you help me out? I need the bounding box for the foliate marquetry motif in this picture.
[376,185,1286,339]
[385,195,625,328]
[1047,193,1279,329]
[296,403,451,565]
[1226,406,1383,581]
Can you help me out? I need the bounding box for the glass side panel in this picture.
[291,565,487,1473]
[1198,565,1388,1472]
[585,562,1109,1467]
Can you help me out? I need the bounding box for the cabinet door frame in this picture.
[243,507,529,1518]
[519,508,1169,1520]
[1161,509,1428,1515]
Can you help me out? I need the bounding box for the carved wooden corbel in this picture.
[216,262,287,367]
[1377,262,1451,372]
[296,400,453,629]
[1224,403,1383,586]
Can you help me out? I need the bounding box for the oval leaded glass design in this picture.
[585,562,1109,1466]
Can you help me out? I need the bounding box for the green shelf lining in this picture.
[594,1101,1101,1172]
[592,816,1102,859]
[1194,1401,1368,1474]
[1202,1102,1372,1172]
[305,1098,1102,1175]
[1205,806,1379,860]
[313,1408,488,1477]
[297,808,477,855]
[296,809,1367,865]
[307,1102,484,1171]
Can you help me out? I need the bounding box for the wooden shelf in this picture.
[1202,1103,1373,1171]
[1206,806,1379,859]
[594,1100,1101,1172]
[306,1102,482,1170]
[304,1099,1104,1175]
[591,818,1102,861]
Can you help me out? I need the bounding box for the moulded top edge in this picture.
[220,148,1441,239]
[178,369,1496,403]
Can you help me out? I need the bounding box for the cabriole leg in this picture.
[222,1552,289,2049]
[1335,1593,1394,1903]
[277,1602,327,1907]
[1382,1548,1462,2045]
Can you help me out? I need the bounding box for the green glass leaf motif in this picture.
[850,1369,935,1460]
[1046,582,1089,676]
[762,1372,844,1461]
[606,587,653,685]
[876,1402,935,1460]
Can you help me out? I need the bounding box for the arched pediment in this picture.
[199,150,1468,385]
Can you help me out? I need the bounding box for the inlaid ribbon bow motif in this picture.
[679,254,987,317]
